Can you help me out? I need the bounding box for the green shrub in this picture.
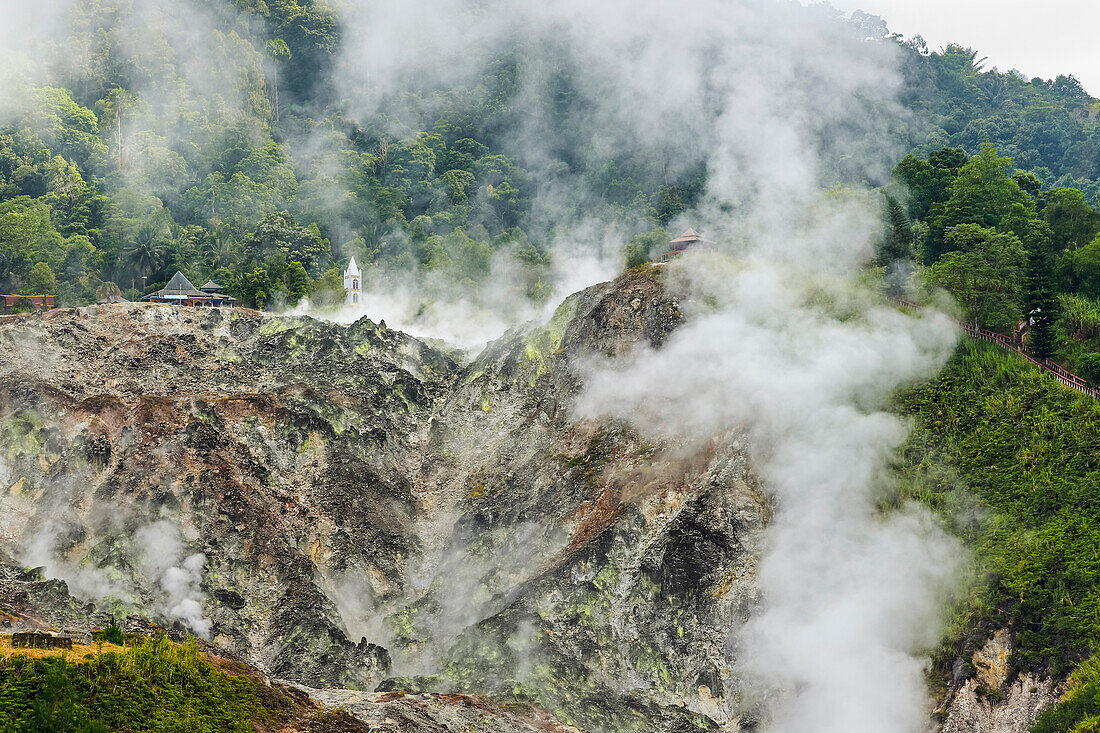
[9,298,34,314]
[1059,293,1100,342]
[1032,654,1100,733]
[101,617,124,646]
[623,230,667,269]
[1079,353,1100,385]
[23,262,57,295]
[0,636,272,732]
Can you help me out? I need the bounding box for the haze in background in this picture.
[821,0,1100,96]
[334,0,967,729]
[320,0,904,347]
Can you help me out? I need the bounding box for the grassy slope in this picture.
[0,635,365,733]
[898,340,1100,728]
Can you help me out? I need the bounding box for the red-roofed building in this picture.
[1,295,56,312]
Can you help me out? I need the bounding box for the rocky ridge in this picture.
[0,264,1055,731]
[0,265,769,731]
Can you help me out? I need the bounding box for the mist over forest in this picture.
[3,2,1100,733]
[0,0,1096,339]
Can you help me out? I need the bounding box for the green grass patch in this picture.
[1032,654,1100,733]
[0,635,338,732]
[899,340,1100,681]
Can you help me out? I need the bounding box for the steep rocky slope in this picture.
[0,265,769,732]
[0,264,1068,732]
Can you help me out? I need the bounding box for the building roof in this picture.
[660,227,717,261]
[164,271,200,294]
[200,280,223,292]
[144,271,235,302]
[344,256,361,277]
[670,228,704,244]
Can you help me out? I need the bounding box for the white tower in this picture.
[343,256,361,305]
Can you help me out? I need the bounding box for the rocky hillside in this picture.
[0,265,772,732]
[2,263,1074,733]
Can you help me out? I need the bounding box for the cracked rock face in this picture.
[940,630,1059,733]
[298,687,586,733]
[0,265,769,732]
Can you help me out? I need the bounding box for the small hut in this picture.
[662,228,715,260]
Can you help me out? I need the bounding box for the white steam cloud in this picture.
[23,518,137,605]
[315,0,904,344]
[135,520,212,639]
[307,0,975,729]
[298,243,620,352]
[19,511,211,639]
[578,256,961,730]
[328,1,966,728]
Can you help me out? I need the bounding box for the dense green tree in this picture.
[879,193,913,265]
[928,223,1027,332]
[0,197,72,290]
[1041,187,1100,251]
[894,148,967,222]
[284,260,310,303]
[925,144,1033,262]
[623,230,669,268]
[272,0,340,102]
[124,210,172,280]
[243,211,330,272]
[234,268,271,308]
[1062,234,1100,299]
[1013,170,1043,197]
[1025,234,1061,359]
[310,265,345,304]
[24,262,58,295]
[202,229,242,270]
[443,169,476,204]
[35,88,104,164]
[486,179,521,231]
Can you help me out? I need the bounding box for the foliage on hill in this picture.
[1031,654,1100,733]
[898,341,1100,690]
[897,42,1100,202]
[0,634,366,732]
[0,1,1097,314]
[889,141,1100,375]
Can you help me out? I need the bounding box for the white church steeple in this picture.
[343,257,361,305]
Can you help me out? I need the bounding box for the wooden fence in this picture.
[889,298,1100,401]
[12,632,73,650]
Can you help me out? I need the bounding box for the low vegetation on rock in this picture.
[0,634,370,732]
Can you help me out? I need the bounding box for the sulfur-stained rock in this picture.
[0,266,767,732]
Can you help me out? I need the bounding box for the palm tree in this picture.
[267,39,291,122]
[126,212,170,278]
[202,231,240,269]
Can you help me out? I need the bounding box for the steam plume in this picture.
[312,0,905,345]
[578,256,961,730]
[135,520,212,638]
